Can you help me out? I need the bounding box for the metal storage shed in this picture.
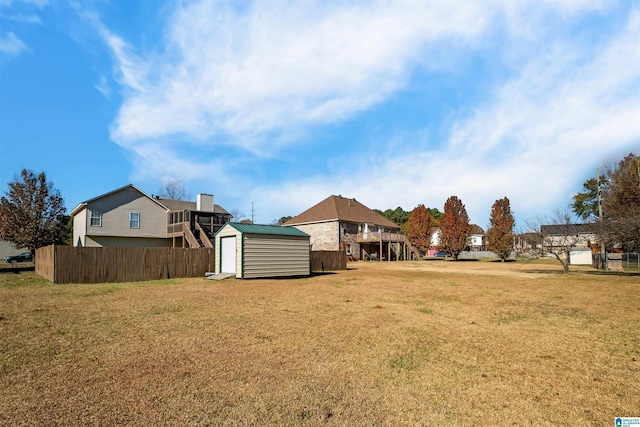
[214,223,311,279]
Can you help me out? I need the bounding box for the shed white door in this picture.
[221,236,237,274]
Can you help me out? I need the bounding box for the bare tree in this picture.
[229,209,246,222]
[157,179,191,201]
[523,209,588,274]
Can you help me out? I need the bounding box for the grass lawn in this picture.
[1,260,638,425]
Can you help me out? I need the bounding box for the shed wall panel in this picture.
[242,235,310,279]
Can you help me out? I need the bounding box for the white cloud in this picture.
[105,0,499,152]
[91,0,637,225]
[8,0,49,8]
[0,0,50,57]
[0,13,41,24]
[0,31,27,56]
[250,6,640,225]
[95,75,111,98]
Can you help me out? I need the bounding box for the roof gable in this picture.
[70,184,165,216]
[284,195,399,229]
[71,185,231,216]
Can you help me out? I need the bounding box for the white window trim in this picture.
[90,210,102,227]
[130,212,140,229]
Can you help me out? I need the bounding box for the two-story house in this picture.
[284,195,420,261]
[71,184,231,248]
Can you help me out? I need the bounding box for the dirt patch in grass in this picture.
[0,261,638,425]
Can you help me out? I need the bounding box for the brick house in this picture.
[284,195,419,261]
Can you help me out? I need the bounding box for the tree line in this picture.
[378,197,515,262]
[572,152,639,253]
[381,151,639,270]
[1,151,636,263]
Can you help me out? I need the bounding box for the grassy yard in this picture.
[1,260,638,426]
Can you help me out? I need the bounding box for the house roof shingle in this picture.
[540,223,594,235]
[157,198,230,215]
[70,184,166,216]
[70,184,230,216]
[284,195,399,229]
[469,224,485,235]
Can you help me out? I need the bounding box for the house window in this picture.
[90,210,102,227]
[130,212,140,229]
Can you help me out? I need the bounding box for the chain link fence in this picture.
[592,253,639,271]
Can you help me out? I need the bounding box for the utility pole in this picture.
[251,202,255,224]
[596,168,605,267]
[596,168,603,221]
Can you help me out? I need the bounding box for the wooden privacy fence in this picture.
[310,250,347,272]
[36,245,214,284]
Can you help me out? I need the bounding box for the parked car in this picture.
[434,251,450,257]
[4,252,33,263]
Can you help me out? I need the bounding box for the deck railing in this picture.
[356,232,407,243]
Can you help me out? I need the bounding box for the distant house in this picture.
[468,224,485,251]
[284,195,420,261]
[540,223,597,266]
[427,224,484,255]
[71,184,231,248]
[428,227,440,256]
[540,223,596,250]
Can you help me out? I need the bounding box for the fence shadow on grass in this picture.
[310,271,338,277]
[0,266,35,274]
[582,270,640,277]
[522,269,567,276]
[523,268,640,277]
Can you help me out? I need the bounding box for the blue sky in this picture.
[1,0,639,228]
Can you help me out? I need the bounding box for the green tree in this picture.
[0,169,68,251]
[600,153,640,252]
[276,216,293,225]
[571,177,600,220]
[379,207,410,230]
[379,206,440,234]
[573,152,640,252]
[486,197,515,261]
[427,207,442,221]
[439,196,470,261]
[405,204,438,255]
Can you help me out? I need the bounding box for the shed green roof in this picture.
[219,222,310,237]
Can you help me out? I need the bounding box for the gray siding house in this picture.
[71,184,231,248]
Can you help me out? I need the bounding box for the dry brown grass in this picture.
[1,260,638,426]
